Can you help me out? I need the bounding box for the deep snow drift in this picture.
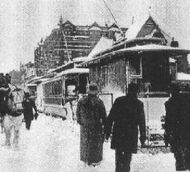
[0,114,177,172]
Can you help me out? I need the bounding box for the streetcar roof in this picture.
[56,68,89,77]
[81,44,190,66]
[117,44,190,54]
[26,83,37,87]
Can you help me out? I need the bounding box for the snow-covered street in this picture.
[0,114,177,172]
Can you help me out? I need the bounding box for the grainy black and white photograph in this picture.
[1,0,190,171]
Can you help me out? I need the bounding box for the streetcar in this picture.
[41,67,89,119]
[81,37,190,147]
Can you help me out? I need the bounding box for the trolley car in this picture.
[41,67,89,118]
[81,38,190,147]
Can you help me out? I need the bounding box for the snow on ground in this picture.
[0,114,178,172]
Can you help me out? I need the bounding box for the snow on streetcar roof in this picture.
[117,44,190,53]
[56,68,89,77]
[81,44,190,66]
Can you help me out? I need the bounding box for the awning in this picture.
[81,44,190,67]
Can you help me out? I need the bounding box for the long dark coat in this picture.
[105,95,146,153]
[76,95,107,164]
[0,78,10,116]
[22,98,37,121]
[165,93,190,148]
[165,93,190,170]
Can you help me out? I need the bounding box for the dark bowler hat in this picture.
[87,83,98,95]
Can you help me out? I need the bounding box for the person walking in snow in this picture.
[105,83,146,172]
[165,83,190,171]
[76,83,107,166]
[22,92,38,130]
[4,88,24,148]
[0,73,11,133]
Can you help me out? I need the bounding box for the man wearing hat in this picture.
[76,83,107,166]
[165,83,190,171]
[105,83,146,172]
[22,92,38,130]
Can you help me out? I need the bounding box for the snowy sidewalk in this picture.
[0,115,176,172]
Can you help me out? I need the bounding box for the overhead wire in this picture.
[102,0,124,37]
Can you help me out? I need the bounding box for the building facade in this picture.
[34,17,127,76]
[20,62,36,82]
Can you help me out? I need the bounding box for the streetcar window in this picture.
[142,54,170,92]
[66,85,77,96]
[78,74,88,94]
[43,80,62,97]
[129,56,142,76]
[65,79,77,96]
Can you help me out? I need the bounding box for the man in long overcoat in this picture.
[165,84,190,171]
[105,83,146,172]
[76,83,107,166]
[22,92,38,130]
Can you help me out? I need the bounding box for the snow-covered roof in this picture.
[47,61,74,73]
[125,18,146,40]
[72,56,88,62]
[32,78,50,84]
[73,35,89,39]
[117,44,190,53]
[176,72,190,81]
[108,27,120,32]
[88,36,114,59]
[82,44,190,66]
[26,83,37,87]
[56,68,89,77]
[125,16,172,42]
[89,26,101,31]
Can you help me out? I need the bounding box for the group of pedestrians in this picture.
[76,83,146,172]
[76,82,190,172]
[0,73,38,148]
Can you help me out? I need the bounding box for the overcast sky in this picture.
[0,0,190,73]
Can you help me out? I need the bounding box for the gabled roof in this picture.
[90,22,100,28]
[89,22,101,30]
[109,23,119,29]
[125,16,171,42]
[62,20,75,28]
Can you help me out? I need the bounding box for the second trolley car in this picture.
[42,68,89,118]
